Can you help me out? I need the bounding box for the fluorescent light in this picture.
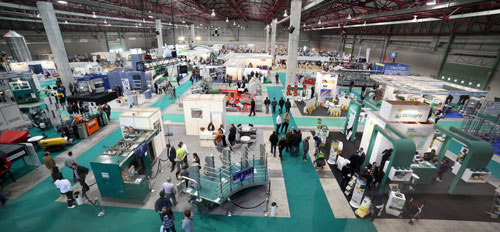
[57,1,68,4]
[148,15,154,18]
[182,21,185,23]
[195,36,201,41]
[211,9,215,17]
[178,36,185,41]
[283,10,288,17]
[427,0,437,6]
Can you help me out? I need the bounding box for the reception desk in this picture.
[411,161,438,184]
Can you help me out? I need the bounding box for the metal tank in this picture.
[3,30,32,62]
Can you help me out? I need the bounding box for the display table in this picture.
[199,130,216,147]
[386,191,406,217]
[411,161,438,184]
[240,136,251,144]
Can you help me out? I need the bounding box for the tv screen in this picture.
[171,50,177,58]
[179,65,188,74]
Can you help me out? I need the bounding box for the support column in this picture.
[191,24,196,44]
[270,19,277,65]
[436,33,455,79]
[286,0,302,86]
[155,19,163,50]
[379,35,390,62]
[37,1,72,92]
[118,31,128,51]
[265,25,270,54]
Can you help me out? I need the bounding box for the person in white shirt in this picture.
[161,177,177,206]
[180,142,189,167]
[54,174,75,208]
[275,114,282,134]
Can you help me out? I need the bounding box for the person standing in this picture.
[71,163,89,192]
[176,75,180,86]
[349,80,355,93]
[302,136,310,162]
[341,163,351,191]
[278,136,286,160]
[436,159,450,182]
[310,86,315,99]
[264,97,271,114]
[175,144,187,178]
[161,177,177,206]
[173,86,177,98]
[285,99,291,113]
[154,82,159,95]
[249,98,256,116]
[64,151,77,168]
[275,114,282,134]
[278,97,285,114]
[291,131,301,157]
[154,190,172,221]
[285,128,294,152]
[97,104,103,116]
[167,144,177,172]
[271,98,277,114]
[54,174,75,208]
[180,142,190,167]
[103,103,111,120]
[228,124,237,148]
[215,128,223,152]
[282,112,290,133]
[269,131,279,158]
[182,210,194,232]
[275,73,279,84]
[43,152,56,182]
[0,179,7,206]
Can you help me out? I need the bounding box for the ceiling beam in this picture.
[226,0,249,21]
[263,0,288,23]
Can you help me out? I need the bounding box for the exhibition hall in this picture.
[1,1,500,232]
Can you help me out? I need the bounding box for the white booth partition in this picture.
[183,94,226,136]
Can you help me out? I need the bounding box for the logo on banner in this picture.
[395,108,423,120]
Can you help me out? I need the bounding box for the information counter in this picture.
[411,161,438,184]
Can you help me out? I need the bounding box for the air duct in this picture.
[3,30,32,62]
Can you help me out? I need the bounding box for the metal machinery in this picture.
[181,144,269,213]
[3,30,32,62]
[90,129,158,203]
[6,72,40,104]
[338,69,380,87]
[76,74,109,94]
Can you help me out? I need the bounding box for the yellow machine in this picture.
[40,137,67,151]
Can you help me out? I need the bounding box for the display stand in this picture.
[350,176,367,208]
[385,191,406,217]
[327,141,343,165]
[182,94,226,136]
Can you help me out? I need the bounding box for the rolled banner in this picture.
[350,176,367,208]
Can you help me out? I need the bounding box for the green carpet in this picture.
[0,72,376,232]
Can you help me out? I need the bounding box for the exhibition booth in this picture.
[182,94,226,138]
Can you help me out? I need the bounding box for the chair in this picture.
[0,155,15,182]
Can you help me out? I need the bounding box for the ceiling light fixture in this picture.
[413,15,418,22]
[211,9,216,17]
[363,21,366,26]
[427,0,437,6]
[36,13,40,18]
[182,20,185,23]
[143,18,146,23]
[233,21,236,26]
[92,12,96,18]
[104,19,107,24]
[57,1,68,4]
[318,19,321,24]
[226,17,229,23]
[64,20,68,24]
[283,10,288,17]
[347,14,352,20]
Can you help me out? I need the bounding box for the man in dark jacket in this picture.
[302,136,310,161]
[154,190,172,221]
[291,132,301,157]
[271,98,277,114]
[275,73,279,84]
[269,131,279,157]
[349,153,361,176]
[278,97,285,114]
[285,99,291,113]
[341,163,351,191]
[285,128,294,152]
[167,144,177,172]
[249,98,256,116]
[264,97,271,114]
[71,163,89,192]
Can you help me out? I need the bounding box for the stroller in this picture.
[402,197,425,225]
[314,152,326,169]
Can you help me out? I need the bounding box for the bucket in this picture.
[74,191,83,205]
[271,202,278,217]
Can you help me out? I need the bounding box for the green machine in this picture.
[8,73,40,104]
[90,129,158,203]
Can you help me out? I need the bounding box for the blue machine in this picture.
[374,62,411,75]
[76,74,110,93]
[107,69,152,93]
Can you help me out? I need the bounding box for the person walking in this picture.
[269,131,279,158]
[275,114,282,134]
[278,97,285,114]
[291,131,301,157]
[285,128,293,152]
[175,144,187,178]
[161,208,176,232]
[282,112,290,133]
[71,163,90,193]
[64,151,77,168]
[54,173,75,208]
[103,103,111,120]
[271,98,277,114]
[161,177,177,206]
[302,136,310,162]
[182,210,194,232]
[278,136,286,160]
[436,159,450,182]
[264,97,271,114]
[154,190,172,221]
[310,86,315,99]
[180,142,189,167]
[349,80,355,93]
[275,73,279,84]
[43,152,56,182]
[249,98,256,116]
[285,99,291,113]
[215,128,223,152]
[167,144,177,172]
